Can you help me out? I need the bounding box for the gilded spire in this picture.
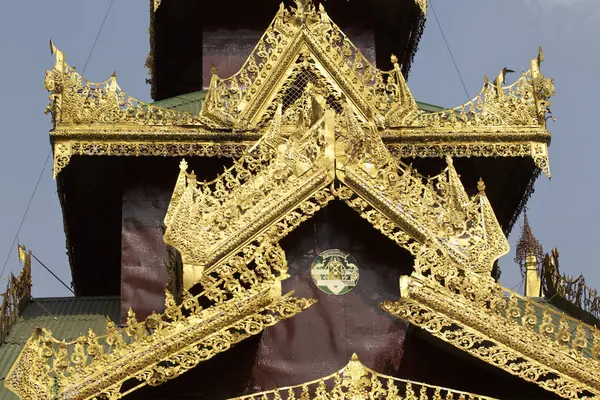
[477,178,486,194]
[514,211,544,278]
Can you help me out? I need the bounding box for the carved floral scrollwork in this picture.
[382,266,600,399]
[46,3,553,179]
[163,105,336,289]
[45,42,214,129]
[24,4,569,399]
[399,48,554,130]
[232,354,497,400]
[338,106,510,275]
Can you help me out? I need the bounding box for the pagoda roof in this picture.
[45,2,554,288]
[5,275,314,398]
[10,2,594,398]
[7,73,515,398]
[147,0,427,100]
[45,0,553,177]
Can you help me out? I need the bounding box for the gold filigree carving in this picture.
[400,48,554,129]
[45,3,553,178]
[233,354,496,400]
[45,11,553,132]
[387,141,551,178]
[164,106,337,288]
[382,270,600,399]
[337,107,510,274]
[51,140,249,177]
[45,41,215,129]
[5,242,315,400]
[164,99,509,290]
[0,245,31,344]
[200,4,416,130]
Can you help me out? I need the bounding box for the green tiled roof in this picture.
[512,296,595,359]
[0,296,120,400]
[151,90,444,115]
[152,90,207,115]
[416,101,445,113]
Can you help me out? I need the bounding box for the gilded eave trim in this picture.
[201,170,331,270]
[233,354,497,400]
[381,127,551,142]
[51,125,550,141]
[50,125,551,178]
[5,284,315,400]
[382,274,600,399]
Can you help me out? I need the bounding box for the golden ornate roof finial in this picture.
[477,178,486,193]
[292,0,317,22]
[211,63,218,76]
[179,159,188,171]
[391,54,399,65]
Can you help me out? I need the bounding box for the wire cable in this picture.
[0,152,51,279]
[30,252,75,295]
[0,0,117,283]
[428,0,471,101]
[82,0,117,74]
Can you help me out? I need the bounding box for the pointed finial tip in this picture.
[390,54,398,64]
[111,71,117,78]
[538,46,544,63]
[351,353,359,361]
[179,158,188,170]
[211,63,218,75]
[477,178,486,193]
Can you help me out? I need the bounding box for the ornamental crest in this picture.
[311,249,359,295]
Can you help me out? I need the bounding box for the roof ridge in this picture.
[31,296,120,302]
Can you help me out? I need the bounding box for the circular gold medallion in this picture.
[311,249,359,295]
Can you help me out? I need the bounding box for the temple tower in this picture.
[11,2,600,400]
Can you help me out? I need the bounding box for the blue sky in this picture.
[0,1,598,298]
